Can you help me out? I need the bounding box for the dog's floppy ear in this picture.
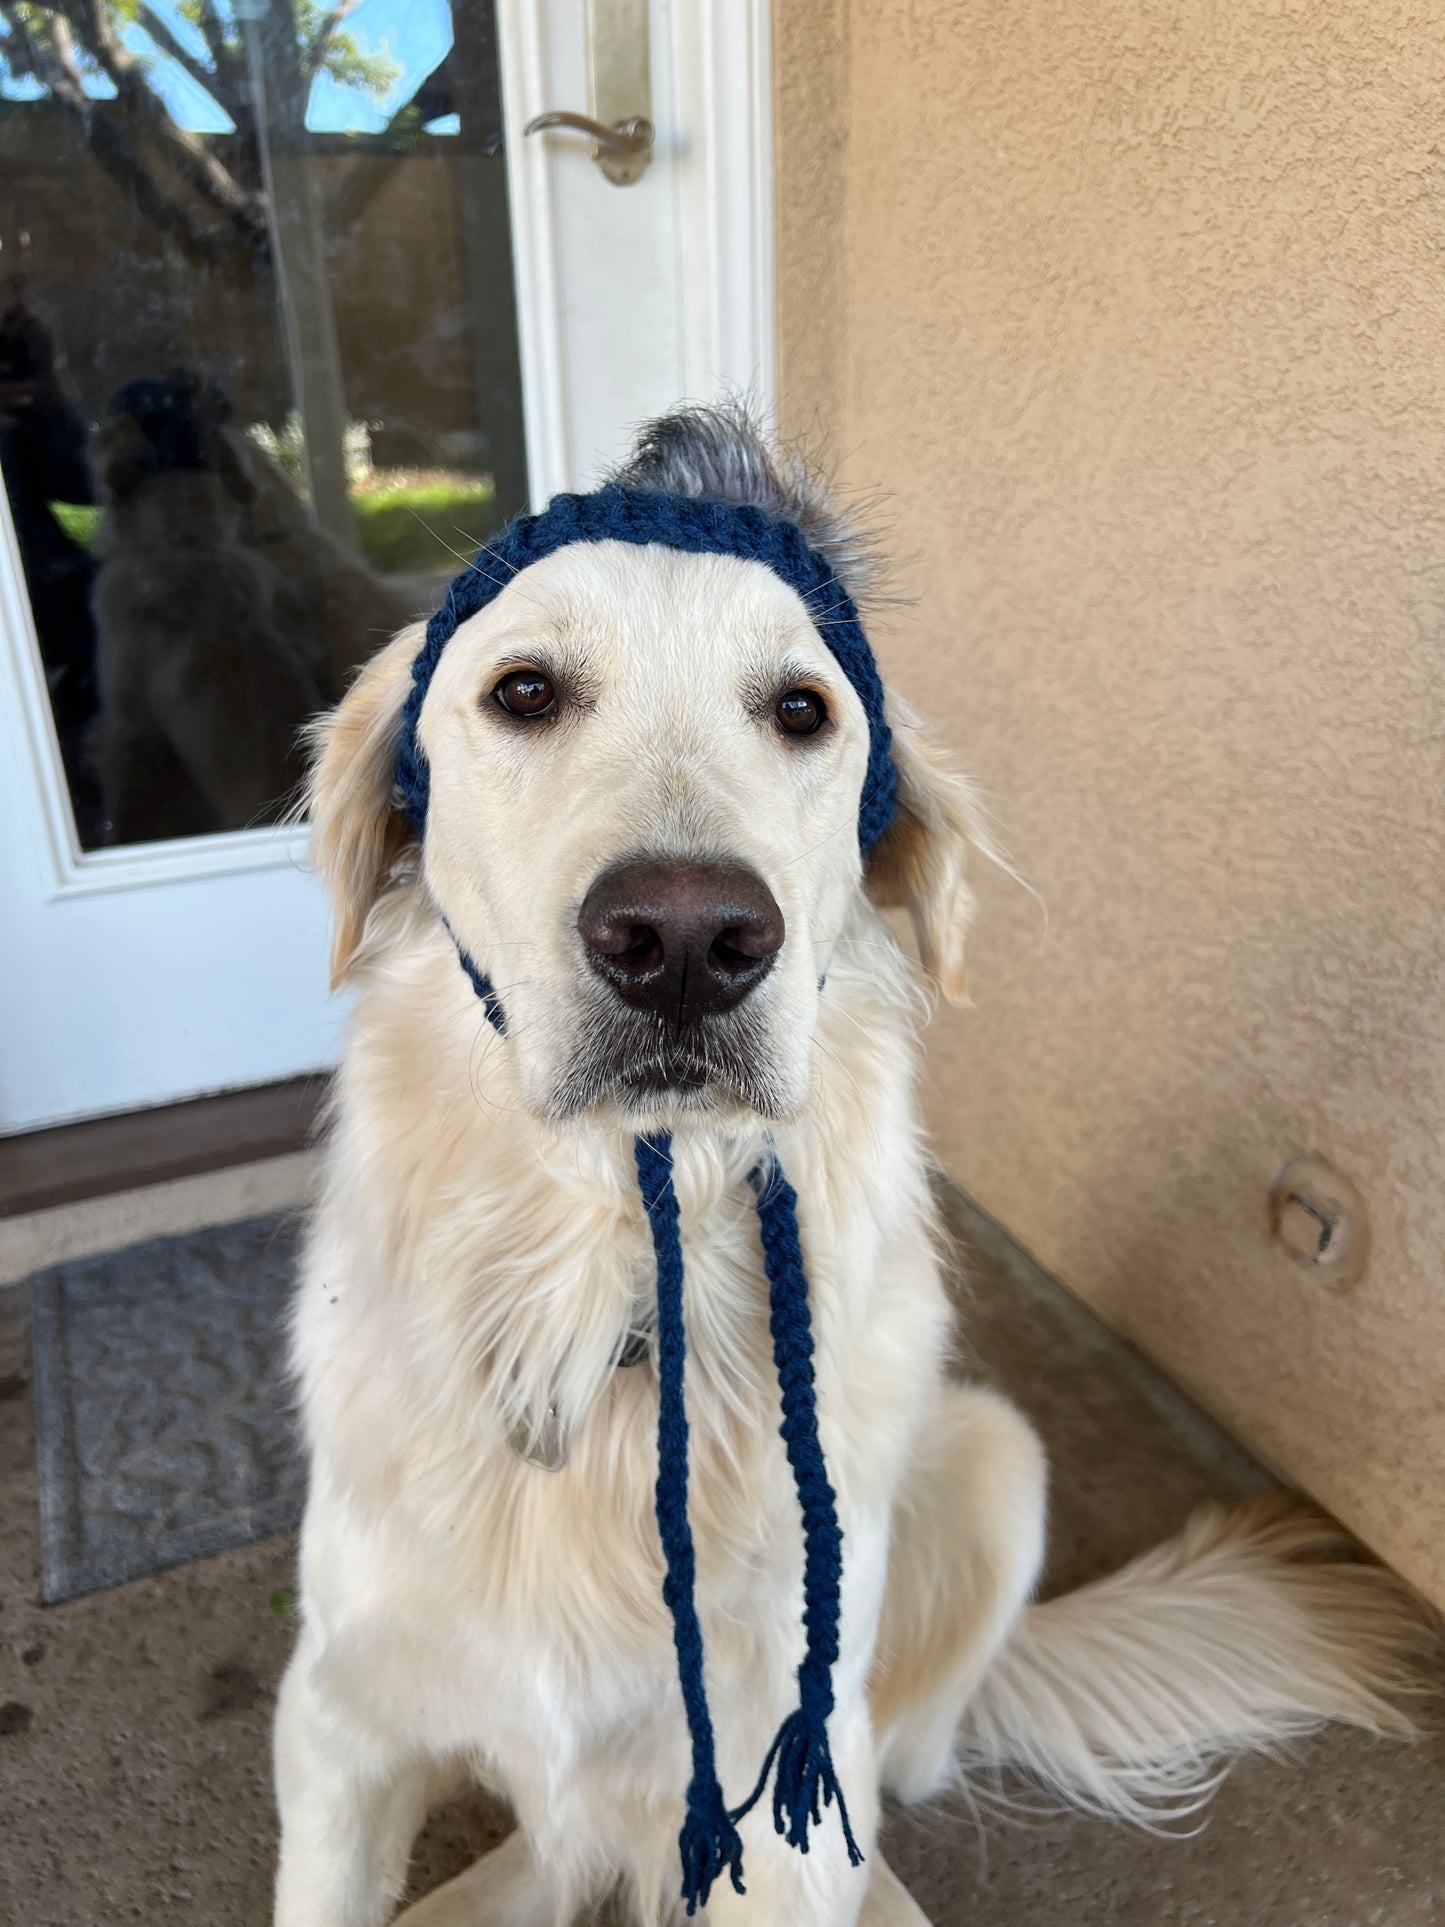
[865,693,995,1004]
[307,623,421,988]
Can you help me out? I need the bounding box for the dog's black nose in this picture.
[578,858,784,1022]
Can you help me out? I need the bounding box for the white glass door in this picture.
[0,0,772,1131]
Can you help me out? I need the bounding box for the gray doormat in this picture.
[29,1213,305,1605]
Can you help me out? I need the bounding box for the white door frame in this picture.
[0,0,775,1132]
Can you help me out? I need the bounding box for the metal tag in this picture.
[508,1401,569,1474]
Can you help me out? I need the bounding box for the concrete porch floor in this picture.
[1,1190,1440,1925]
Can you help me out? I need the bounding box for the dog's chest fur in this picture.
[290,913,950,1823]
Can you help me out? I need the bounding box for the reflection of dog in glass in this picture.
[92,372,412,843]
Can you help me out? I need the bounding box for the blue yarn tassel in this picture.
[635,1135,862,1914]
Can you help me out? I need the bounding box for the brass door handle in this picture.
[523,111,655,185]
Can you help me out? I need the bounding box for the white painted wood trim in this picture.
[496,0,575,504]
[0,480,85,894]
[47,823,312,899]
[672,0,776,415]
[744,0,778,413]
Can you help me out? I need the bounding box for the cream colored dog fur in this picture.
[273,412,1423,1927]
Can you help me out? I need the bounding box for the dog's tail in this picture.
[959,1495,1433,1824]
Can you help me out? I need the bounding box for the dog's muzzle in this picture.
[551,857,787,1115]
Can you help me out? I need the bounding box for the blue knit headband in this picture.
[398,486,895,1913]
[397,482,897,855]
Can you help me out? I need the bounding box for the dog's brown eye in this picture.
[775,688,827,736]
[494,669,557,719]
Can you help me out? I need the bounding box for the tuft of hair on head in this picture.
[609,397,880,604]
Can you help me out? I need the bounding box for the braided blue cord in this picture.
[440,917,506,1035]
[635,1134,747,1915]
[734,1158,863,1867]
[634,1137,862,1911]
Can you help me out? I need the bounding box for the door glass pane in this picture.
[0,0,526,849]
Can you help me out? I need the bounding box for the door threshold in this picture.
[0,1076,329,1220]
[0,1151,317,1289]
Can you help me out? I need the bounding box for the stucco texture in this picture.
[775,0,1445,1606]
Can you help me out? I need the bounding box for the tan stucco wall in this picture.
[776,0,1445,1605]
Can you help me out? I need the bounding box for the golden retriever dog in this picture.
[274,405,1423,1926]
